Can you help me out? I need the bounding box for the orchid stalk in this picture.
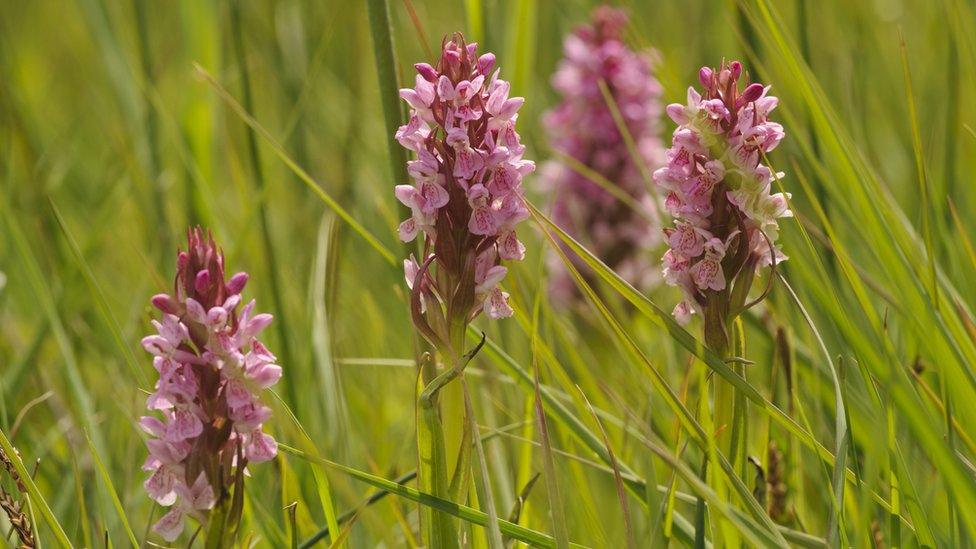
[654,61,788,460]
[141,228,282,543]
[395,35,532,546]
[541,6,665,302]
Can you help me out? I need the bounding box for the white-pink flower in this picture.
[141,228,282,542]
[395,36,531,328]
[655,60,789,324]
[539,7,665,302]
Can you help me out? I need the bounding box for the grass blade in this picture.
[193,63,397,266]
[279,444,587,548]
[86,431,139,548]
[48,198,148,389]
[0,428,71,547]
[365,0,410,216]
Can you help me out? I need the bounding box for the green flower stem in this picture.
[417,351,466,549]
[729,317,749,477]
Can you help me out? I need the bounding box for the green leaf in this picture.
[279,444,586,549]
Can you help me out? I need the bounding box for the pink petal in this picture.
[468,206,497,236]
[476,265,507,293]
[144,466,178,506]
[419,180,449,213]
[250,363,282,389]
[399,88,427,111]
[489,164,518,194]
[152,507,185,542]
[166,409,203,442]
[437,75,456,100]
[453,148,483,180]
[242,313,273,340]
[225,379,253,409]
[496,97,524,119]
[140,416,167,438]
[483,288,513,319]
[398,218,419,242]
[141,335,173,357]
[207,306,228,329]
[246,430,278,463]
[666,103,688,125]
[394,185,419,208]
[498,230,526,261]
[185,298,207,323]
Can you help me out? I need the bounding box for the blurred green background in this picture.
[2,0,976,546]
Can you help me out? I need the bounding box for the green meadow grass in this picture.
[2,0,975,546]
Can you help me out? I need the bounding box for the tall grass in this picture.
[1,0,974,546]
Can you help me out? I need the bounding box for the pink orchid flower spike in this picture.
[394,33,533,351]
[539,7,666,303]
[141,227,282,542]
[654,60,789,354]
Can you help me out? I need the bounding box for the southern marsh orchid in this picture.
[396,35,532,548]
[655,60,789,355]
[396,34,533,353]
[141,228,281,542]
[540,6,664,301]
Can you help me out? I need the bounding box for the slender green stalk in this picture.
[694,456,707,549]
[713,370,735,466]
[417,363,460,547]
[462,379,504,549]
[729,318,749,478]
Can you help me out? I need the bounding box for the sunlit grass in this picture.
[1,0,974,546]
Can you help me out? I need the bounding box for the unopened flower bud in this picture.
[699,66,714,89]
[226,272,249,295]
[151,293,181,315]
[194,270,210,295]
[415,62,438,82]
[739,82,765,105]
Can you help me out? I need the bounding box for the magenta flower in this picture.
[395,35,533,348]
[141,228,281,542]
[654,61,789,351]
[540,7,665,301]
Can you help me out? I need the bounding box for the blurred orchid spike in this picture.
[654,61,789,354]
[140,227,281,542]
[539,6,666,302]
[395,33,533,352]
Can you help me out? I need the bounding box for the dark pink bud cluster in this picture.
[654,61,789,333]
[540,7,665,300]
[395,35,534,341]
[141,228,281,541]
